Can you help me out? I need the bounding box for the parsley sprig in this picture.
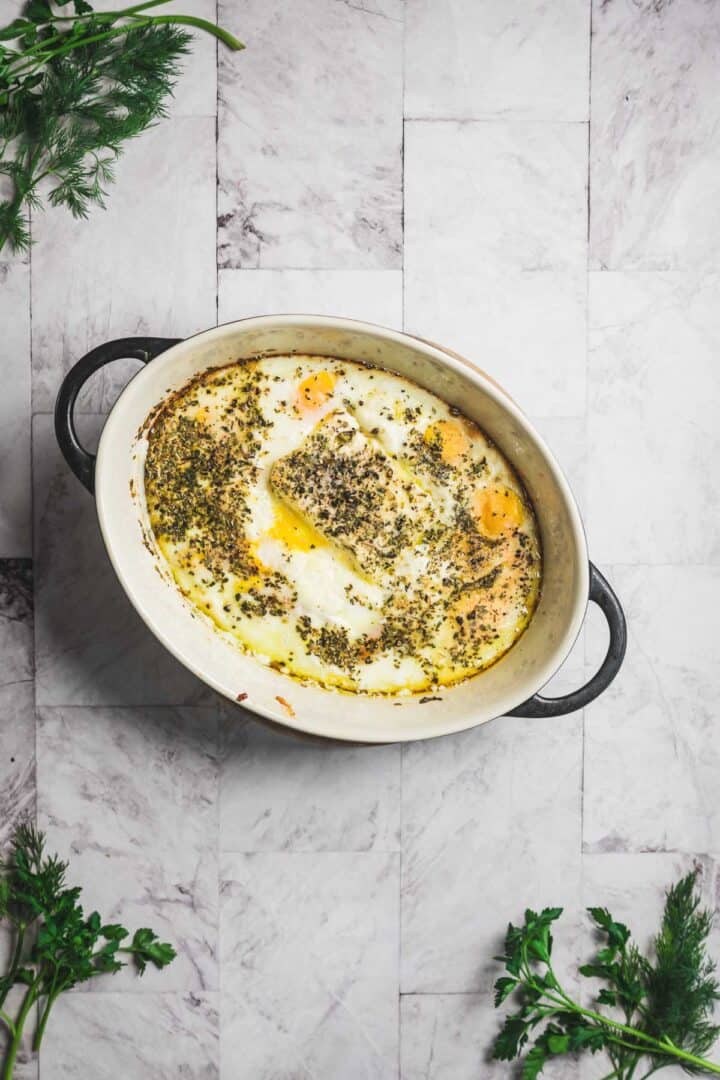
[0,824,176,1079]
[0,0,244,252]
[493,872,720,1078]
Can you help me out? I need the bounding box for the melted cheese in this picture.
[144,355,542,694]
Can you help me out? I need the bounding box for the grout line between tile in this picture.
[582,0,594,861]
[399,990,484,998]
[398,12,406,1071]
[215,0,220,331]
[403,115,590,125]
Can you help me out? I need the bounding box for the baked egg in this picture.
[144,355,542,694]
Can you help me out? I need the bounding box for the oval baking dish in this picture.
[55,316,626,743]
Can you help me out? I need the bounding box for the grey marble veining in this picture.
[40,992,219,1079]
[405,0,589,122]
[0,558,36,1077]
[0,560,34,849]
[590,0,720,271]
[0,259,31,556]
[217,0,403,269]
[586,272,720,565]
[221,711,400,852]
[30,117,217,414]
[221,852,399,1079]
[408,0,587,121]
[33,414,211,706]
[37,704,219,992]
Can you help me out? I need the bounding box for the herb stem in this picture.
[2,980,37,1080]
[571,1003,720,1072]
[136,14,244,49]
[522,943,720,1076]
[3,7,243,89]
[32,985,60,1053]
[0,926,26,1011]
[539,965,720,1075]
[5,9,242,79]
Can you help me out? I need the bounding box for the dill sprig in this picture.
[0,0,244,252]
[492,871,720,1079]
[0,823,176,1080]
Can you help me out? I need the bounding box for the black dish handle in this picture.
[55,336,180,493]
[509,562,626,718]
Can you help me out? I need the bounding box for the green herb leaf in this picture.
[494,976,518,1007]
[0,1,243,251]
[521,1044,547,1079]
[128,928,177,974]
[492,874,720,1078]
[0,824,177,1072]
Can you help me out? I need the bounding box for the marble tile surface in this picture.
[218,269,403,328]
[404,119,588,418]
[88,0,218,118]
[220,711,400,852]
[405,121,588,274]
[401,994,579,1080]
[590,0,720,271]
[31,118,216,414]
[217,0,403,269]
[0,560,35,849]
[580,852,719,1079]
[0,989,37,1080]
[33,414,210,706]
[37,705,219,992]
[160,0,219,119]
[405,0,589,122]
[584,564,720,855]
[3,2,720,1077]
[582,850,718,954]
[0,564,36,1080]
[404,269,587,417]
[401,715,583,993]
[527,417,587,699]
[587,272,720,565]
[40,992,218,1079]
[220,852,399,1079]
[0,258,31,555]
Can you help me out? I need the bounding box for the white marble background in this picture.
[1,0,720,1076]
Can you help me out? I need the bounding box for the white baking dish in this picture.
[55,316,625,743]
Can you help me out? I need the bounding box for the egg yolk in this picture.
[266,500,324,552]
[295,370,336,413]
[471,484,525,538]
[424,419,469,465]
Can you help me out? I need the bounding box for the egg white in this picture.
[146,355,541,694]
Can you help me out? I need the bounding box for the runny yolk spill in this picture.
[424,419,470,465]
[295,370,336,414]
[266,499,324,552]
[471,484,525,538]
